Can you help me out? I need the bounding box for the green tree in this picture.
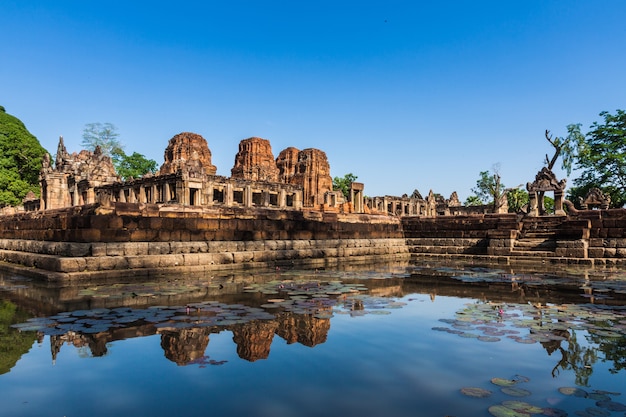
[570,110,626,208]
[544,125,583,175]
[0,106,48,206]
[82,123,157,181]
[115,151,158,180]
[506,188,529,213]
[467,166,505,211]
[333,173,357,199]
[464,195,483,206]
[82,122,123,164]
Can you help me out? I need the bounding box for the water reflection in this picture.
[1,260,626,416]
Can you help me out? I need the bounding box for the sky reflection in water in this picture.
[1,261,625,417]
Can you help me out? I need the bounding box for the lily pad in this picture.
[541,407,568,417]
[580,407,610,416]
[502,387,531,397]
[501,400,544,414]
[595,400,626,412]
[460,387,493,398]
[491,378,518,387]
[559,387,588,398]
[488,404,531,417]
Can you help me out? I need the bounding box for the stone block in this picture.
[106,242,126,256]
[130,229,158,241]
[233,251,254,263]
[588,248,605,258]
[159,254,184,268]
[183,253,201,266]
[148,242,171,255]
[91,243,107,257]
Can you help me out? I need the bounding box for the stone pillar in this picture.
[164,183,171,202]
[244,185,252,207]
[554,190,566,216]
[225,183,233,206]
[528,192,538,217]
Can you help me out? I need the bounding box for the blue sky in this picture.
[2,1,625,200]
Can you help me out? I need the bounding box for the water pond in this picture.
[1,260,626,417]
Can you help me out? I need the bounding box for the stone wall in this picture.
[0,203,407,281]
[403,210,626,267]
[3,205,626,281]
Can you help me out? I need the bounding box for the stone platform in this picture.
[0,203,408,282]
[2,203,626,282]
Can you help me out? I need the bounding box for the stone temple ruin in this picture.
[39,133,342,213]
[31,131,601,218]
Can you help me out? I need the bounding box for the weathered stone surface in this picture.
[276,312,330,347]
[276,147,300,183]
[231,137,279,182]
[288,148,333,207]
[161,328,210,365]
[232,321,279,362]
[41,137,120,209]
[159,132,217,175]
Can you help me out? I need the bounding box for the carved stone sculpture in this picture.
[580,187,611,210]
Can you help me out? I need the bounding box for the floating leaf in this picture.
[488,404,531,417]
[478,336,501,342]
[559,387,588,398]
[460,387,492,398]
[541,407,568,417]
[502,387,531,397]
[595,400,626,412]
[501,400,543,414]
[491,378,518,387]
[581,407,610,416]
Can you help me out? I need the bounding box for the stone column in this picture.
[554,190,566,216]
[244,185,252,207]
[528,192,538,217]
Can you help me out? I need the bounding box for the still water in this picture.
[1,260,625,417]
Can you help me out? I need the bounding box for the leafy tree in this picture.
[464,195,483,206]
[332,173,357,199]
[467,166,506,211]
[0,106,48,206]
[82,122,123,164]
[115,151,158,180]
[544,124,583,175]
[82,123,157,181]
[569,110,626,208]
[506,188,529,213]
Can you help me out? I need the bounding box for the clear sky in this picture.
[2,1,625,201]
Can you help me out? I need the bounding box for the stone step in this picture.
[520,231,557,239]
[509,249,557,257]
[515,238,556,251]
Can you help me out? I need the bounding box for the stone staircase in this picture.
[510,217,560,257]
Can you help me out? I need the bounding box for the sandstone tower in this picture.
[289,148,333,207]
[276,147,300,184]
[160,132,217,175]
[231,137,279,182]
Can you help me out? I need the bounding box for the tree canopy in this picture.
[568,110,626,208]
[116,151,158,180]
[465,167,506,211]
[332,173,357,199]
[0,106,48,206]
[82,122,157,181]
[82,122,123,162]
